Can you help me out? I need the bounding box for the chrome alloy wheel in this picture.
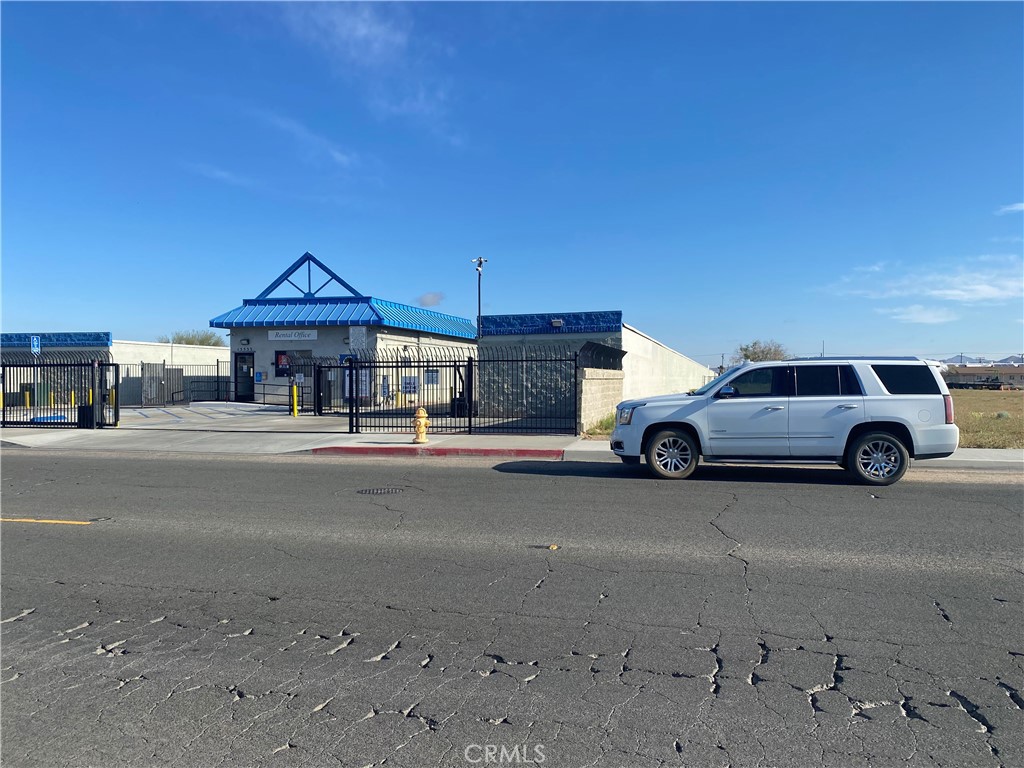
[856,438,902,480]
[654,436,693,474]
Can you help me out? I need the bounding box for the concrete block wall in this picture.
[577,368,624,433]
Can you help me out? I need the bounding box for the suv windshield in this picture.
[692,365,746,396]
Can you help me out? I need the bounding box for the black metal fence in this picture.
[313,347,579,434]
[1,363,120,428]
[118,361,231,407]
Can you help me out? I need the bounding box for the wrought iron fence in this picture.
[118,362,231,407]
[313,346,579,435]
[1,363,120,428]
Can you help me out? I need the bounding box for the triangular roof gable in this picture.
[256,252,363,299]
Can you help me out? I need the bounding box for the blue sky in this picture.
[2,2,1021,367]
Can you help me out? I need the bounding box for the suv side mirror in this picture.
[716,386,737,399]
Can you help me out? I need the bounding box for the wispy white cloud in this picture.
[281,4,410,69]
[256,110,357,169]
[184,162,255,188]
[876,305,958,325]
[995,202,1024,215]
[830,255,1023,304]
[416,291,445,308]
[278,4,456,140]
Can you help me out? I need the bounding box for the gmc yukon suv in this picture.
[610,357,959,485]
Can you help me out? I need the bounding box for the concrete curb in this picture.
[311,446,566,459]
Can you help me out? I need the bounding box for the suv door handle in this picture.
[764,406,786,411]
[838,404,859,410]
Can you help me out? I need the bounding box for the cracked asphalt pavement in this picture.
[1,450,1021,767]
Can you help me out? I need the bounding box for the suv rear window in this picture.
[871,364,941,395]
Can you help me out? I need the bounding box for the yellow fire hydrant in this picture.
[412,406,430,444]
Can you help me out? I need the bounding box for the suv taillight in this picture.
[944,394,954,424]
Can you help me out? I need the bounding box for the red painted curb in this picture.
[311,446,565,460]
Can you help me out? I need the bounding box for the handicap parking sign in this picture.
[30,335,40,355]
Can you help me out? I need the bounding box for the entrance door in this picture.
[235,353,255,402]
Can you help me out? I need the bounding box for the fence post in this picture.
[313,364,323,416]
[467,355,474,434]
[347,357,357,434]
[573,352,580,436]
[90,360,100,429]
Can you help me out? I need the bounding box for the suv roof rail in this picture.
[785,356,922,362]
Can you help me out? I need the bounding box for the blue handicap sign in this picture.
[31,335,41,355]
[254,371,263,383]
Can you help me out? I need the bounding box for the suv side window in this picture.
[871,364,940,395]
[727,366,789,397]
[794,365,865,396]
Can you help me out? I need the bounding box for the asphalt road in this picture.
[1,450,1021,768]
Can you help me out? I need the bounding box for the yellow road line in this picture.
[0,518,92,526]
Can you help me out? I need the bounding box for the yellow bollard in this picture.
[291,384,298,418]
[412,406,430,444]
[70,390,76,407]
[50,391,55,407]
[24,391,30,408]
[89,389,93,406]
[110,389,116,409]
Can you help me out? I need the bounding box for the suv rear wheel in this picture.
[645,429,699,479]
[847,432,909,486]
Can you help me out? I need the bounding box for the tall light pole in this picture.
[472,257,488,340]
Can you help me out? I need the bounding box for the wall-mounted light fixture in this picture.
[239,338,250,345]
[551,319,564,328]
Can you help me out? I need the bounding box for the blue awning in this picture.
[210,298,476,340]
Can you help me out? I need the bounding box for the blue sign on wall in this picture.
[30,335,41,355]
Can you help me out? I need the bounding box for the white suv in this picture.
[610,357,959,485]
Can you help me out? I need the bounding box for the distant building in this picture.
[0,331,228,366]
[944,365,1024,390]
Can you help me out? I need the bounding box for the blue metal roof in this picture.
[481,311,622,336]
[1,331,113,348]
[210,253,477,340]
[210,297,477,339]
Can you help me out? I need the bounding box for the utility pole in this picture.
[471,257,488,340]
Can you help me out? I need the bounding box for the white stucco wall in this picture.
[620,324,714,400]
[229,326,476,404]
[111,340,230,366]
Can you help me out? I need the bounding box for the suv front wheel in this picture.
[847,432,909,486]
[645,429,699,479]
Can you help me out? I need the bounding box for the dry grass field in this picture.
[950,388,1024,449]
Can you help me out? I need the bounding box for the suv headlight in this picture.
[617,405,644,425]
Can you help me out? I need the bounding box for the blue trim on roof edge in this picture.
[1,332,113,348]
[480,311,622,336]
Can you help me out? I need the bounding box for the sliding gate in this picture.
[313,351,578,434]
[1,362,120,427]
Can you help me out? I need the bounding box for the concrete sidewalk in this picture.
[1,402,1021,470]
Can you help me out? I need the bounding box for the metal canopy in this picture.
[210,254,476,339]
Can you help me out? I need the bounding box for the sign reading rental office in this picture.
[268,330,317,341]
